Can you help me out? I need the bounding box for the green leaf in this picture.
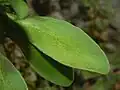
[9,0,29,19]
[17,16,110,74]
[29,44,73,86]
[0,53,28,90]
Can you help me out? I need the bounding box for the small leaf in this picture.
[17,16,110,74]
[9,0,29,19]
[29,44,73,86]
[0,53,28,90]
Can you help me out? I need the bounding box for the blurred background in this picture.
[3,0,120,90]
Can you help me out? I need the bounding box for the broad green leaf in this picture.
[17,16,110,74]
[9,0,29,19]
[29,44,73,86]
[0,53,28,90]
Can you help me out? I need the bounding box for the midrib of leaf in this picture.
[20,20,100,64]
[19,20,83,57]
[18,20,101,67]
[39,19,108,66]
[16,17,110,74]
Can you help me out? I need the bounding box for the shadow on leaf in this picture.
[31,44,73,82]
[1,14,30,59]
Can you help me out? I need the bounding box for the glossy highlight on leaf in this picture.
[29,44,74,86]
[0,53,28,90]
[17,16,110,74]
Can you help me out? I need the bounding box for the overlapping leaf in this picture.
[0,53,28,90]
[29,44,73,86]
[9,0,29,19]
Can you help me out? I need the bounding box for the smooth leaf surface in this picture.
[29,44,73,86]
[10,0,29,19]
[17,16,110,74]
[0,53,28,90]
